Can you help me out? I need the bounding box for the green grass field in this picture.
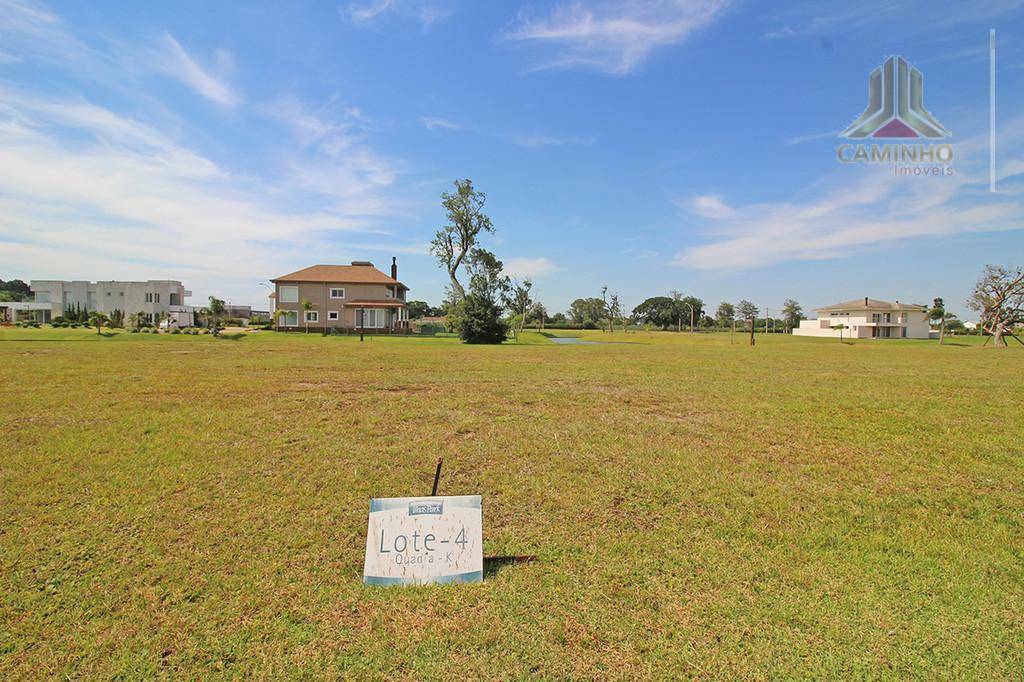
[1,327,1021,678]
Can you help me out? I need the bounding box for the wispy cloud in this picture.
[762,1,1024,40]
[510,133,595,148]
[674,121,1024,269]
[342,0,451,29]
[503,257,562,278]
[421,116,461,130]
[156,33,238,107]
[506,0,733,75]
[785,130,837,145]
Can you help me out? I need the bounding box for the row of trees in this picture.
[416,188,1021,348]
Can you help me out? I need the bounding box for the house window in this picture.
[385,289,394,298]
[328,310,339,321]
[280,311,298,326]
[154,293,160,303]
[279,286,299,303]
[145,293,153,303]
[329,288,346,299]
[305,311,319,323]
[106,292,111,296]
[358,309,384,328]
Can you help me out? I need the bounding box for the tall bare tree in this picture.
[968,265,1024,347]
[430,179,494,302]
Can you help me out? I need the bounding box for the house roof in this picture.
[815,297,927,313]
[271,263,408,290]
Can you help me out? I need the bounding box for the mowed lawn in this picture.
[1,328,1021,678]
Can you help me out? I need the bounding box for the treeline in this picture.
[0,279,31,302]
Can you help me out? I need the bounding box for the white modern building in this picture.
[793,297,931,339]
[14,280,194,326]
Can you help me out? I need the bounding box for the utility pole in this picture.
[765,307,769,335]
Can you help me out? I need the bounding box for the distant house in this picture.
[3,279,193,326]
[270,258,409,332]
[793,297,930,339]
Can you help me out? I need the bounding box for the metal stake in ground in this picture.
[431,458,443,496]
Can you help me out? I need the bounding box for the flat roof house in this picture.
[271,258,409,332]
[793,297,930,339]
[0,280,193,326]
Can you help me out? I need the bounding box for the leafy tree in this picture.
[781,299,803,333]
[300,298,315,334]
[0,279,31,301]
[549,311,567,326]
[715,302,735,328]
[430,179,494,302]
[208,296,227,337]
[736,300,759,324]
[569,298,605,328]
[609,292,626,332]
[108,309,124,328]
[88,310,108,334]
[831,322,847,343]
[503,279,533,337]
[466,248,510,303]
[459,293,508,343]
[273,308,290,331]
[678,296,703,332]
[527,302,548,329]
[967,264,1024,347]
[406,301,439,320]
[632,296,676,330]
[925,297,957,345]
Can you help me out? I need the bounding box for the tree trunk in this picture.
[448,271,465,301]
[994,324,1005,347]
[748,319,755,346]
[939,319,945,344]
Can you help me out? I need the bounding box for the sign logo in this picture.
[837,55,954,176]
[842,56,949,139]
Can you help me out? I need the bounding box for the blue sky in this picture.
[1,0,1022,318]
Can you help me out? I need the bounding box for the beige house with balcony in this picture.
[793,297,930,339]
[270,259,409,332]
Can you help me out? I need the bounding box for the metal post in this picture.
[431,459,442,496]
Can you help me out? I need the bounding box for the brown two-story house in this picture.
[271,258,409,332]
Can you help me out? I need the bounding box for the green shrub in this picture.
[130,328,139,334]
[458,294,508,344]
[171,328,181,334]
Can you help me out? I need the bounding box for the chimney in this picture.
[391,256,397,280]
[864,296,869,307]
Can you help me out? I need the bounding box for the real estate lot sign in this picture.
[363,495,483,586]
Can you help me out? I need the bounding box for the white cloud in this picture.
[673,120,1024,269]
[503,257,562,278]
[421,116,461,130]
[156,33,238,107]
[690,194,735,219]
[506,0,733,75]
[0,86,408,305]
